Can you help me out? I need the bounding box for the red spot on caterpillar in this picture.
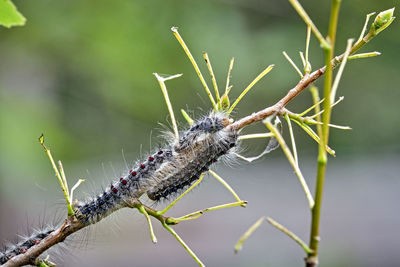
[110,185,114,189]
[112,188,118,193]
[157,150,163,155]
[19,248,27,253]
[131,171,137,176]
[121,179,127,185]
[140,163,146,169]
[120,177,123,181]
[148,156,154,162]
[34,240,40,245]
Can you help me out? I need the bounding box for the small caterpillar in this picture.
[74,112,237,225]
[0,228,56,265]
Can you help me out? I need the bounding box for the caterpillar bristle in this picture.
[0,227,57,265]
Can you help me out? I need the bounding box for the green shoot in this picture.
[228,64,274,114]
[298,98,325,117]
[285,113,298,166]
[234,217,266,253]
[290,119,336,156]
[208,170,245,206]
[181,109,194,126]
[304,26,312,73]
[39,134,74,216]
[267,217,312,254]
[283,51,303,78]
[310,85,323,137]
[309,96,344,120]
[153,73,182,140]
[348,51,381,60]
[330,38,354,104]
[174,201,247,222]
[162,222,205,267]
[57,161,69,197]
[299,51,306,70]
[171,27,217,110]
[288,0,330,49]
[357,12,376,43]
[264,119,315,208]
[225,57,235,96]
[203,52,220,104]
[138,204,158,243]
[286,111,351,130]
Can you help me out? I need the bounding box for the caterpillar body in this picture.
[1,113,238,265]
[0,228,56,265]
[74,112,237,225]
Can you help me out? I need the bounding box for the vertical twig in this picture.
[306,1,341,266]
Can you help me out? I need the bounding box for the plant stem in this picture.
[288,0,330,49]
[306,1,341,266]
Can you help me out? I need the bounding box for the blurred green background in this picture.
[1,1,399,266]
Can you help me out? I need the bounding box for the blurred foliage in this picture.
[0,0,399,193]
[0,0,25,28]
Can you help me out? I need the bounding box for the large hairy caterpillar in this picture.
[0,112,238,265]
[74,112,237,225]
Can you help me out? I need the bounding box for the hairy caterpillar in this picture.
[0,112,238,265]
[0,228,56,265]
[74,112,237,225]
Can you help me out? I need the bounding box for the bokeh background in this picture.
[1,0,399,266]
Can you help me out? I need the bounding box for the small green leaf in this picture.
[0,0,26,28]
[371,8,395,35]
[373,8,395,28]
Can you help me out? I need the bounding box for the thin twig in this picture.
[153,73,182,140]
[171,27,217,110]
[265,120,314,208]
[283,51,303,78]
[267,217,312,254]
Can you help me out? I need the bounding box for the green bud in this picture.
[220,93,230,111]
[371,8,395,34]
